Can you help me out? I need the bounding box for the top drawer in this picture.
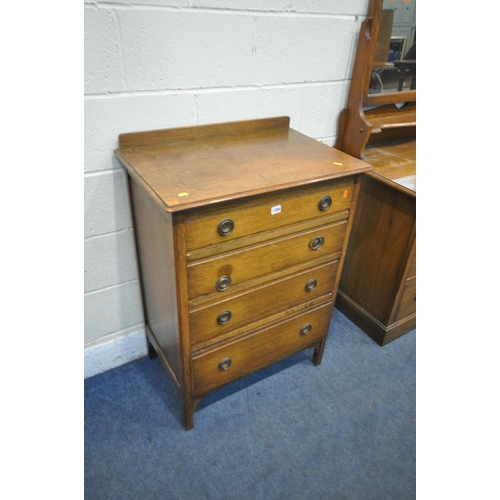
[183,178,355,251]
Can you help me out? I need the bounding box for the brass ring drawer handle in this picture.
[318,195,332,211]
[305,279,317,292]
[217,310,232,325]
[309,236,325,251]
[300,324,312,336]
[218,357,232,371]
[215,275,232,292]
[217,219,234,236]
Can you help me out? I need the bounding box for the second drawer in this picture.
[187,220,347,299]
[189,260,339,348]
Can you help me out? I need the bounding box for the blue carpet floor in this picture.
[84,309,416,500]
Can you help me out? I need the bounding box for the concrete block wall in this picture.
[84,0,370,378]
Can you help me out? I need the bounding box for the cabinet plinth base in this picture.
[335,290,415,346]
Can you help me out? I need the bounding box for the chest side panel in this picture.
[128,175,182,384]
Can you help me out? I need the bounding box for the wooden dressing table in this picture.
[115,117,371,429]
[334,0,416,346]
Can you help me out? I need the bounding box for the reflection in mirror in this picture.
[369,0,416,94]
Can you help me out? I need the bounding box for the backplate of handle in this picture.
[300,324,312,336]
[309,236,325,251]
[305,279,317,292]
[217,310,232,325]
[218,357,232,371]
[215,275,232,292]
[217,219,234,236]
[318,195,332,211]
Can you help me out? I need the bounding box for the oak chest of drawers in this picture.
[115,117,371,429]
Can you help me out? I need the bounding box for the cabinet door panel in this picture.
[394,277,416,321]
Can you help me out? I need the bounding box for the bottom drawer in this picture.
[192,301,333,396]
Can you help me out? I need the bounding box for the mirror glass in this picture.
[368,0,416,94]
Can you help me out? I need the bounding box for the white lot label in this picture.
[271,205,281,215]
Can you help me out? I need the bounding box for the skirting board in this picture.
[85,328,148,379]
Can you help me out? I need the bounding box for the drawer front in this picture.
[187,220,347,299]
[192,301,333,396]
[184,179,354,251]
[189,261,338,348]
[394,277,416,322]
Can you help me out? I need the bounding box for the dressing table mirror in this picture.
[370,0,416,94]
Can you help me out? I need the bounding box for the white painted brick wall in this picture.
[84,230,138,292]
[85,94,195,173]
[84,0,370,377]
[119,10,256,90]
[253,16,353,84]
[84,282,143,344]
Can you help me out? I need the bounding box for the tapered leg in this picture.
[182,404,194,431]
[147,341,158,360]
[181,397,202,431]
[312,337,327,366]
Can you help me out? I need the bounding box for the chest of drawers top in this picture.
[115,116,371,213]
